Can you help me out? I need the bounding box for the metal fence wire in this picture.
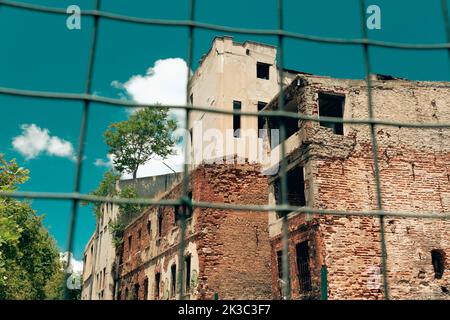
[0,0,450,300]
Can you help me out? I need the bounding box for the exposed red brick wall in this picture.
[315,145,450,300]
[118,180,186,300]
[270,215,323,300]
[118,161,272,300]
[195,163,271,299]
[266,75,450,300]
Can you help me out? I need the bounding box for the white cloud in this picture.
[121,146,184,179]
[95,150,183,178]
[60,252,83,274]
[113,58,188,107]
[47,137,75,158]
[108,58,189,178]
[12,124,76,160]
[94,154,114,168]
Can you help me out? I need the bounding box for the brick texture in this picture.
[117,161,272,300]
[268,75,450,300]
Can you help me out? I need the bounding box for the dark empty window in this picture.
[276,250,283,279]
[176,191,193,223]
[127,235,132,257]
[268,101,299,149]
[296,241,312,293]
[171,264,177,297]
[431,249,445,279]
[147,220,151,235]
[319,93,345,135]
[155,273,161,299]
[275,167,306,218]
[187,191,193,218]
[133,283,140,300]
[137,229,141,249]
[158,208,163,237]
[233,101,241,138]
[174,206,179,225]
[189,128,193,149]
[257,62,270,80]
[257,102,267,137]
[143,278,149,300]
[185,255,191,291]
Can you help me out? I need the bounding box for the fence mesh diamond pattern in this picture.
[0,0,450,300]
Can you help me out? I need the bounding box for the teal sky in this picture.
[0,0,449,259]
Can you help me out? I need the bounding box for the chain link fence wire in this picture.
[0,0,450,300]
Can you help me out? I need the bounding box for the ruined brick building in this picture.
[82,173,181,300]
[118,162,271,300]
[265,74,450,299]
[115,36,292,300]
[82,36,450,300]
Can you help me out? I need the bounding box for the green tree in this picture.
[43,266,65,300]
[0,154,60,300]
[109,186,144,248]
[83,170,120,217]
[44,261,82,300]
[104,107,177,180]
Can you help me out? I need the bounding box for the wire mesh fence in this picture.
[0,0,450,300]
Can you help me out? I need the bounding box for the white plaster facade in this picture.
[188,36,297,167]
[81,201,119,300]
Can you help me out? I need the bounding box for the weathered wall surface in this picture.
[118,181,200,300]
[315,146,450,300]
[189,36,295,166]
[119,173,182,199]
[267,75,450,300]
[118,162,272,300]
[81,234,95,300]
[270,215,323,300]
[309,76,450,300]
[195,162,272,299]
[82,174,181,300]
[81,202,119,300]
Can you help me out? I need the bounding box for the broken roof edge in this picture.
[118,171,181,184]
[120,157,265,230]
[195,36,277,72]
[263,73,450,111]
[83,232,96,254]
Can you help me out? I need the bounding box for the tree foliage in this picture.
[104,107,177,180]
[85,172,143,247]
[109,186,144,248]
[43,266,65,300]
[0,154,60,300]
[44,264,82,300]
[83,170,120,217]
